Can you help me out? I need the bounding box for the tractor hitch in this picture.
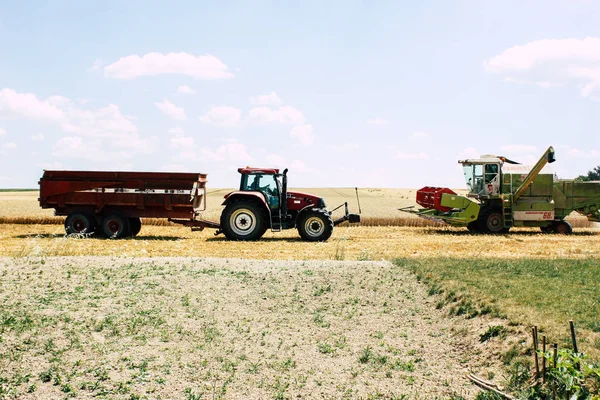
[331,202,361,226]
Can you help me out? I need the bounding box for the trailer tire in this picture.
[297,208,334,242]
[478,209,505,234]
[101,214,131,239]
[65,213,95,235]
[221,201,267,241]
[129,217,142,236]
[552,220,572,234]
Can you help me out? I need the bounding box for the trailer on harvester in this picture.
[400,146,600,233]
[39,167,360,240]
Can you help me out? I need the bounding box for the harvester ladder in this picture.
[502,195,513,228]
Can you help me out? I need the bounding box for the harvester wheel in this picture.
[479,210,505,234]
[129,217,142,236]
[552,220,572,234]
[221,201,267,240]
[65,213,95,235]
[297,208,334,242]
[540,226,553,233]
[101,214,130,239]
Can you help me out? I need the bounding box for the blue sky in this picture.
[1,1,599,188]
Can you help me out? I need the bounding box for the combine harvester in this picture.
[400,146,600,233]
[39,167,360,241]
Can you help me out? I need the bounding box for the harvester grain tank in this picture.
[400,146,600,233]
[39,167,360,240]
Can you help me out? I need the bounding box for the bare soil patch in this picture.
[0,257,505,399]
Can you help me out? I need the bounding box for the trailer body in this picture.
[39,170,207,237]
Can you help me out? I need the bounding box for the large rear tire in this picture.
[101,214,130,239]
[221,201,267,241]
[65,213,95,235]
[297,208,334,242]
[129,217,142,236]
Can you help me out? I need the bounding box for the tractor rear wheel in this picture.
[478,209,505,233]
[221,201,267,240]
[297,208,334,242]
[552,220,572,234]
[101,214,130,239]
[129,217,142,236]
[65,213,95,235]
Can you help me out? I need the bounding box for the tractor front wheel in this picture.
[478,210,506,234]
[221,201,267,241]
[297,209,334,242]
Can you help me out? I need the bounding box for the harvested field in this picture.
[1,224,599,260]
[0,257,505,399]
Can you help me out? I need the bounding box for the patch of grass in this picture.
[480,325,506,342]
[394,257,600,359]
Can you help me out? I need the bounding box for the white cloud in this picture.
[88,59,103,71]
[458,147,480,160]
[2,142,17,149]
[155,98,186,121]
[0,128,5,136]
[500,145,537,153]
[249,106,305,125]
[31,133,44,141]
[38,161,64,170]
[289,160,316,174]
[331,143,359,152]
[250,92,283,106]
[265,154,286,167]
[396,151,429,160]
[177,85,196,94]
[367,118,388,125]
[566,148,600,158]
[158,164,189,172]
[168,127,185,135]
[199,106,241,126]
[290,124,314,145]
[0,88,65,121]
[104,52,234,80]
[410,131,430,139]
[199,140,253,163]
[485,37,600,97]
[170,135,195,149]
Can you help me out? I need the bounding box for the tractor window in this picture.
[463,165,474,191]
[243,174,280,209]
[473,165,484,194]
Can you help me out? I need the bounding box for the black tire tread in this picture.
[297,208,334,242]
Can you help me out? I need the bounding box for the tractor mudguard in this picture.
[222,192,272,220]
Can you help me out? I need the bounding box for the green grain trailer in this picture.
[401,146,600,233]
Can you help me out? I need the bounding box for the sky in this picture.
[1,0,599,189]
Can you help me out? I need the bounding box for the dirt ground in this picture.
[0,257,509,399]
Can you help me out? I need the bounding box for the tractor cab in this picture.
[239,168,283,211]
[459,156,504,199]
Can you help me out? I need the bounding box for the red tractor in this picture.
[213,167,360,241]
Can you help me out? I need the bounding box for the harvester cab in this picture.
[460,157,503,199]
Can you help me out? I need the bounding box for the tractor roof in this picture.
[238,167,280,174]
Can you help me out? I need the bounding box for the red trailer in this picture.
[39,170,209,238]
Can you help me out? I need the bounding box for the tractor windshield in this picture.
[242,173,280,209]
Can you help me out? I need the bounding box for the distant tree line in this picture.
[576,165,600,181]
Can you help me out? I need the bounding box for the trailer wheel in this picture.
[552,220,572,234]
[297,209,334,242]
[129,217,142,236]
[65,213,95,235]
[478,210,505,233]
[101,214,130,239]
[221,201,267,240]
